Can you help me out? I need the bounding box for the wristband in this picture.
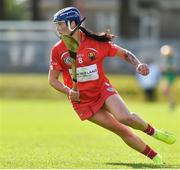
[136,63,142,72]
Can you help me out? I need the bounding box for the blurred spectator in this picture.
[160,45,176,109]
[136,59,161,102]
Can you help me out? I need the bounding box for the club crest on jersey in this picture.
[88,52,96,61]
[64,57,72,65]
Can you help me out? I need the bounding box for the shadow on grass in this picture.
[105,162,180,169]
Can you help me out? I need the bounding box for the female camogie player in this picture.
[160,45,176,109]
[48,7,176,165]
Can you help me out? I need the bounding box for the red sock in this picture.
[144,124,155,136]
[142,145,157,159]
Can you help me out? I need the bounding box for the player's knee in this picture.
[119,113,137,126]
[117,127,135,139]
[114,124,134,139]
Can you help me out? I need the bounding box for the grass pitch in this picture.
[0,99,180,169]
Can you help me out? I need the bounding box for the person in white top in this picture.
[136,59,161,101]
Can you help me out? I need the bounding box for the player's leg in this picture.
[104,94,176,144]
[88,108,163,164]
[104,94,147,131]
[148,88,155,101]
[162,79,176,109]
[167,84,176,109]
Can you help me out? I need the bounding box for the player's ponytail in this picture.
[79,26,114,42]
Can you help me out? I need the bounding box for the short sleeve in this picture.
[101,41,119,57]
[49,46,62,71]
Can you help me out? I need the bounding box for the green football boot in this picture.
[152,154,164,165]
[154,129,176,144]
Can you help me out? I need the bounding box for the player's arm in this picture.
[115,47,149,76]
[48,69,70,95]
[48,69,79,101]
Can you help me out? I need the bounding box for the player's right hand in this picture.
[136,63,150,76]
[68,89,80,101]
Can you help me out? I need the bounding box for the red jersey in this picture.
[50,32,118,108]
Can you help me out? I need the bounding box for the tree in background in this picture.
[119,0,132,38]
[31,0,41,20]
[0,0,6,20]
[0,0,27,20]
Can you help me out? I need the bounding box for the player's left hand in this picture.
[136,63,149,76]
[68,89,80,102]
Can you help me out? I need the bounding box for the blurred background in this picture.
[0,0,180,102]
[1,1,180,168]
